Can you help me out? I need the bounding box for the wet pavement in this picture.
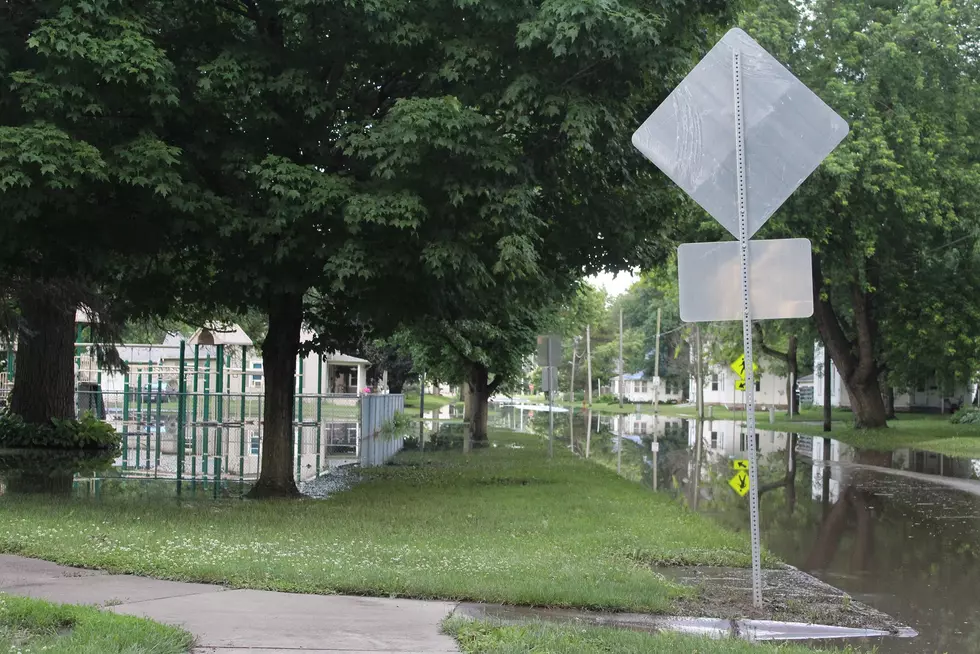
[536,408,980,654]
[453,601,909,643]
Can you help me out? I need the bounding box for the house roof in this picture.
[797,374,815,386]
[325,352,371,365]
[622,372,646,381]
[188,323,254,347]
[161,332,185,347]
[299,329,370,365]
[117,346,167,364]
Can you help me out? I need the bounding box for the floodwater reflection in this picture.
[544,408,980,654]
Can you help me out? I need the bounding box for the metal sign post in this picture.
[548,347,555,458]
[631,28,849,608]
[733,50,763,606]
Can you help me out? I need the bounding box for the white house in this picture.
[245,330,371,396]
[691,358,792,408]
[610,372,685,403]
[813,342,974,412]
[688,419,795,461]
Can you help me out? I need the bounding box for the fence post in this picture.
[240,345,247,484]
[177,342,186,494]
[136,369,143,469]
[215,345,224,494]
[122,371,130,470]
[296,355,304,482]
[146,365,153,470]
[155,378,162,473]
[316,357,323,477]
[357,396,363,465]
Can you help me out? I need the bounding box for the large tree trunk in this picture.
[811,256,888,428]
[786,335,799,414]
[754,327,799,414]
[9,284,76,425]
[248,292,303,499]
[884,386,896,420]
[466,364,490,447]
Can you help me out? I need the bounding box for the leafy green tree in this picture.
[0,0,196,424]
[743,0,980,427]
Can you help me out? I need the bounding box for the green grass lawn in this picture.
[0,430,763,613]
[405,393,459,410]
[444,618,852,653]
[0,594,192,654]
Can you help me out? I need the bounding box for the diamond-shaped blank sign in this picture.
[632,28,848,239]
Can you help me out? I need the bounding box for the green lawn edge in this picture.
[0,593,193,654]
[442,616,853,653]
[0,429,766,614]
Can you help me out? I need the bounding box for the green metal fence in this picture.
[63,342,403,492]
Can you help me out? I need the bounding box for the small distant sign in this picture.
[733,459,749,470]
[536,335,561,367]
[541,367,558,393]
[729,471,750,497]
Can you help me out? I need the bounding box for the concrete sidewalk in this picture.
[0,555,459,653]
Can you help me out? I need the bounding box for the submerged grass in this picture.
[0,594,192,654]
[767,412,980,459]
[444,617,852,653]
[0,431,762,613]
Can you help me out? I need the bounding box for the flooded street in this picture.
[498,405,980,653]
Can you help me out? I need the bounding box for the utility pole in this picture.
[570,338,578,406]
[823,344,832,432]
[419,372,425,453]
[586,325,593,405]
[653,308,662,420]
[618,308,624,408]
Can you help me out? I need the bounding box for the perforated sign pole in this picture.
[548,351,555,459]
[734,51,764,609]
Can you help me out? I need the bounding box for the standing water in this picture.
[504,406,980,654]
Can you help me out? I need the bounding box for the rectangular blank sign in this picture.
[678,238,813,322]
[536,335,561,367]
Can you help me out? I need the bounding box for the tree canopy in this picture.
[739,0,980,426]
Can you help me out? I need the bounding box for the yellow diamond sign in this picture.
[729,471,750,497]
[730,354,760,380]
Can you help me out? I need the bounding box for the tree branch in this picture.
[214,0,250,18]
[488,374,505,394]
[812,253,858,383]
[754,323,788,361]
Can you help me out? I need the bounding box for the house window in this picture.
[711,431,718,448]
[711,374,719,391]
[251,362,263,382]
[755,379,761,392]
[250,433,260,455]
[639,381,648,393]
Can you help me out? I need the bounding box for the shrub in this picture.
[596,394,618,405]
[951,408,980,425]
[0,412,120,451]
